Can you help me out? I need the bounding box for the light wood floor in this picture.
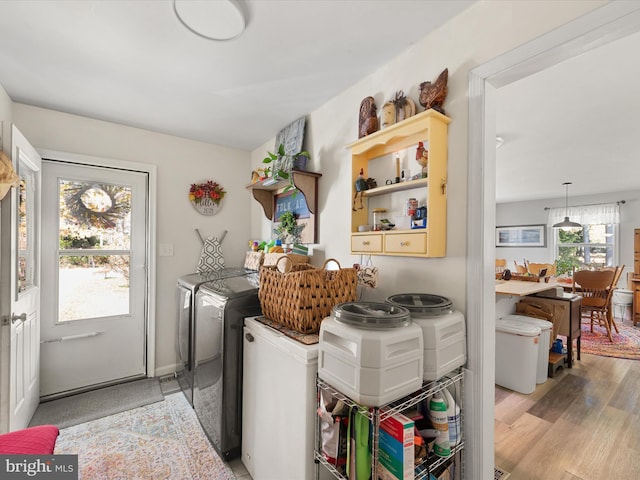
[495,350,640,479]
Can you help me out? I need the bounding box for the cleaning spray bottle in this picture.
[442,388,461,447]
[428,392,451,457]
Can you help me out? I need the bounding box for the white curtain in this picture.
[547,203,620,226]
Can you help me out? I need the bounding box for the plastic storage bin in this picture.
[501,314,552,384]
[495,318,541,394]
[386,293,466,380]
[318,302,423,406]
[612,289,633,321]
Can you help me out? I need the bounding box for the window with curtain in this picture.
[547,203,620,275]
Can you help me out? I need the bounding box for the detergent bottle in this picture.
[442,388,461,447]
[428,392,450,457]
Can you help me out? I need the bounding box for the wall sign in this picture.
[189,180,226,216]
[273,189,316,243]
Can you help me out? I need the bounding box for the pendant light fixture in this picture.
[552,182,582,229]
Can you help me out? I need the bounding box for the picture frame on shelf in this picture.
[496,224,546,247]
[273,189,316,244]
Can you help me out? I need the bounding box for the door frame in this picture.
[466,2,640,478]
[38,149,157,379]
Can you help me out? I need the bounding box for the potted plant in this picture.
[273,210,305,244]
[263,143,310,194]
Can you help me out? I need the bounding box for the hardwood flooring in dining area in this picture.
[494,352,640,479]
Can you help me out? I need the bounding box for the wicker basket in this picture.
[258,257,358,334]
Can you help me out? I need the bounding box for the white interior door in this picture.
[8,126,42,430]
[40,161,148,397]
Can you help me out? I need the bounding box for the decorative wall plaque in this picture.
[189,180,226,216]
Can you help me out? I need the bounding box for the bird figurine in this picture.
[416,142,428,177]
[419,68,448,114]
[353,168,368,211]
[358,96,379,138]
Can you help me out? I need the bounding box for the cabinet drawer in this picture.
[351,234,382,253]
[385,232,427,254]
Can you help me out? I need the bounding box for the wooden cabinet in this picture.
[522,294,582,367]
[346,109,450,258]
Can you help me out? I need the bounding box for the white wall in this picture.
[12,104,252,374]
[250,0,605,309]
[497,190,640,283]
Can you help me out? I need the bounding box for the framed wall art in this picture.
[495,224,546,247]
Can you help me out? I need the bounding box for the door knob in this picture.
[11,313,27,324]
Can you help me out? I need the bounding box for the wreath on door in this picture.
[64,182,130,228]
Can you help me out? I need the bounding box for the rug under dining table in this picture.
[578,320,640,360]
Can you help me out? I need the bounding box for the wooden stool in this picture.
[548,351,566,378]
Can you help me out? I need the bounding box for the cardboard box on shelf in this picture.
[378,412,415,480]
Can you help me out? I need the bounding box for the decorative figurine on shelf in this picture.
[419,68,448,114]
[416,141,428,177]
[391,90,415,123]
[380,101,395,129]
[353,168,368,211]
[358,96,379,138]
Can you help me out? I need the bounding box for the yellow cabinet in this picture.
[346,109,450,257]
[384,231,428,255]
[351,233,383,253]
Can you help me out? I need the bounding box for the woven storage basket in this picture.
[259,257,358,334]
[263,252,309,267]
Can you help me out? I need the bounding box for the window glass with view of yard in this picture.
[58,180,131,322]
[555,224,614,275]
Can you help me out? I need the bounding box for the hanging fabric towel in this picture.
[197,237,225,273]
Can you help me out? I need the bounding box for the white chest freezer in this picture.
[242,316,328,480]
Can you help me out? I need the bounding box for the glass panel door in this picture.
[57,180,132,322]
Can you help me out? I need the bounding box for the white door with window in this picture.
[40,161,148,397]
[3,126,42,430]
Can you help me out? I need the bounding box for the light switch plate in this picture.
[159,243,174,257]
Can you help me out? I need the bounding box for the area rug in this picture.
[579,320,640,360]
[54,392,235,480]
[494,467,511,480]
[30,378,164,429]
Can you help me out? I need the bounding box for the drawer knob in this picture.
[400,241,409,247]
[362,241,370,246]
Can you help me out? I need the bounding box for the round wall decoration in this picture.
[189,180,226,216]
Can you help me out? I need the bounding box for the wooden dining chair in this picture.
[513,261,527,274]
[495,258,507,274]
[602,265,624,333]
[527,262,556,276]
[573,268,617,342]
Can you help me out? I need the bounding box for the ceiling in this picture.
[496,29,640,204]
[0,0,473,151]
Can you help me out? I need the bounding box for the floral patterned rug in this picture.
[579,319,640,360]
[55,392,235,480]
